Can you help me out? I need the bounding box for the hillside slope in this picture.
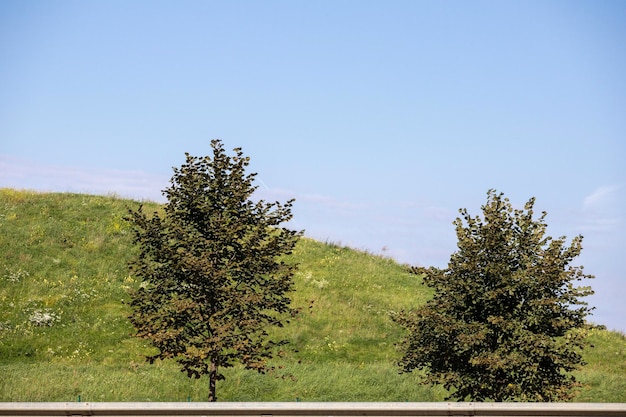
[0,189,624,401]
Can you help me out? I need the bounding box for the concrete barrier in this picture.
[0,403,625,417]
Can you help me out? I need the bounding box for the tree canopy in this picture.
[126,140,302,401]
[393,190,595,401]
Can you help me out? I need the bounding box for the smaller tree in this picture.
[126,140,302,401]
[393,190,594,401]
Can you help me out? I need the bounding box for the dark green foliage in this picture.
[126,140,302,401]
[393,190,595,401]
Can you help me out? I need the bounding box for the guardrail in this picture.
[0,403,625,417]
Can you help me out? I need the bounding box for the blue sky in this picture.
[1,1,624,332]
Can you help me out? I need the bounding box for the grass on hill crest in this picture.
[0,189,624,402]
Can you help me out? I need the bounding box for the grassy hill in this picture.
[0,189,624,402]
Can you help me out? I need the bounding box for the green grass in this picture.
[0,189,624,402]
[573,328,626,402]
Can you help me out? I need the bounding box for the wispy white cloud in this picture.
[0,154,168,202]
[577,185,623,233]
[583,185,620,211]
[255,186,368,214]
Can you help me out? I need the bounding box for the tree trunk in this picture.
[208,357,218,402]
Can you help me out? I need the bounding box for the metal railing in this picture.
[0,403,625,417]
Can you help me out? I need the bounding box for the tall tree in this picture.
[126,140,302,401]
[393,190,594,401]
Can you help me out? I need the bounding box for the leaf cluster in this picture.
[126,140,302,394]
[393,190,594,401]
